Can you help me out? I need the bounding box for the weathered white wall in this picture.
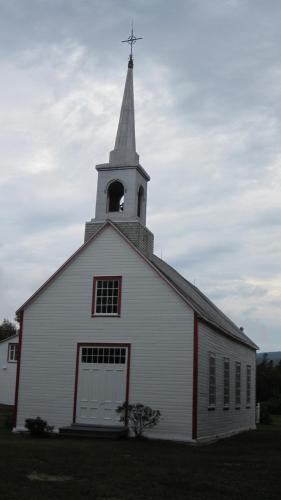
[197,321,256,440]
[16,225,194,441]
[0,335,19,405]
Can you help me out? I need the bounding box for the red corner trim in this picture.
[73,342,131,424]
[192,311,199,440]
[13,311,24,427]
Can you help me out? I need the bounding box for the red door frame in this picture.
[73,342,131,424]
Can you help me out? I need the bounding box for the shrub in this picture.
[116,402,161,439]
[25,417,54,437]
[259,403,272,424]
[266,397,281,415]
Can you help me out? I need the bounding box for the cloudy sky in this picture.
[0,0,281,351]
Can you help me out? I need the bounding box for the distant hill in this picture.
[257,351,281,365]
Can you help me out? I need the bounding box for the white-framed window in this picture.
[208,353,216,408]
[8,343,18,363]
[246,365,251,407]
[235,361,241,408]
[223,357,230,408]
[92,276,122,316]
[81,347,127,365]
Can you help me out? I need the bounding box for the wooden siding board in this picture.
[197,321,256,439]
[0,335,19,405]
[16,226,194,441]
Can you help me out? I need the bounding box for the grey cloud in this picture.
[1,0,281,351]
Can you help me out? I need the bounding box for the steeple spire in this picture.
[85,29,153,255]
[109,27,142,167]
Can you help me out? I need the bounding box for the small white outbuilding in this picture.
[14,53,258,443]
[0,334,19,405]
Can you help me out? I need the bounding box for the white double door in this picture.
[76,346,128,426]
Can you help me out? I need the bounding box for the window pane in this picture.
[94,278,120,315]
[224,358,230,406]
[246,365,251,406]
[209,355,216,406]
[235,362,241,406]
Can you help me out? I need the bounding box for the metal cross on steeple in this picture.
[122,24,142,66]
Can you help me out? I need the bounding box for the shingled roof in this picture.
[151,254,258,350]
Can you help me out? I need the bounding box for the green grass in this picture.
[0,405,280,500]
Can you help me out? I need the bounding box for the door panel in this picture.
[76,346,128,426]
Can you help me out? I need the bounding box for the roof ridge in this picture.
[15,221,257,350]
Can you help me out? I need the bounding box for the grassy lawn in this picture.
[0,405,280,500]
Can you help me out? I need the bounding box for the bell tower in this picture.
[85,30,154,257]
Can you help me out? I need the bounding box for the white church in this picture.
[14,42,258,443]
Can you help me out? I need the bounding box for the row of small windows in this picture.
[81,347,127,364]
[106,180,144,217]
[208,354,252,409]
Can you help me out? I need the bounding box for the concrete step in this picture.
[59,423,128,439]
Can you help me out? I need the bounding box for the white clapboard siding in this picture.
[0,335,19,405]
[16,225,194,441]
[197,321,256,440]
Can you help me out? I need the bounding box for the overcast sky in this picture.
[0,0,281,351]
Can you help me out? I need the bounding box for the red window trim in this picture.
[91,276,122,317]
[7,343,18,363]
[73,342,131,424]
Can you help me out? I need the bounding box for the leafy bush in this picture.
[266,397,281,415]
[116,402,161,439]
[25,417,54,437]
[259,403,272,424]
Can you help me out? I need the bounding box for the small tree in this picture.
[25,417,54,437]
[116,402,161,439]
[0,318,17,342]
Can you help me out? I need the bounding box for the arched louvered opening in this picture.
[137,185,145,218]
[107,181,124,212]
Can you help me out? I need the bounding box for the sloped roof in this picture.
[0,333,19,345]
[151,254,258,350]
[16,221,257,350]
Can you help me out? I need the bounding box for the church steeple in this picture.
[109,54,139,167]
[84,31,154,258]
